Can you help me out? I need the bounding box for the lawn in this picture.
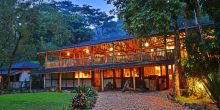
[0,92,74,110]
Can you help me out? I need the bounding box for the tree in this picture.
[182,0,220,108]
[108,0,185,96]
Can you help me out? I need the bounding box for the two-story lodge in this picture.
[35,32,186,91]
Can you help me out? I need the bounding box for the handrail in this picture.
[46,49,175,68]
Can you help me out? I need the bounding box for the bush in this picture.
[72,86,97,97]
[71,86,97,109]
[72,93,88,109]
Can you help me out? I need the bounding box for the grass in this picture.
[0,92,74,110]
[176,96,213,104]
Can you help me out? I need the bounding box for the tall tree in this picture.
[108,0,185,96]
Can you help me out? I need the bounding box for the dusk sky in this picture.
[59,0,115,15]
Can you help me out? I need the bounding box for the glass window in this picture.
[123,69,131,77]
[104,70,113,78]
[115,69,121,78]
[75,71,91,78]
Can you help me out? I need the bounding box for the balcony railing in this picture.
[46,49,175,68]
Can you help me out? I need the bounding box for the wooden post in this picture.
[29,76,32,91]
[101,70,104,91]
[45,52,48,68]
[132,69,136,91]
[78,72,80,86]
[121,69,124,89]
[91,70,95,87]
[91,46,94,65]
[112,69,116,89]
[73,72,75,88]
[50,73,52,87]
[43,74,46,89]
[59,73,62,91]
[165,65,169,89]
[112,43,115,63]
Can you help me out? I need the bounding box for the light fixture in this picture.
[198,83,204,89]
[85,49,89,54]
[145,42,149,47]
[67,52,70,56]
[150,49,154,52]
[168,65,172,69]
[118,53,121,55]
[109,47,113,51]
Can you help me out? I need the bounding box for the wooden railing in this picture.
[46,49,175,68]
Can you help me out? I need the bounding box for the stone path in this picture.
[93,91,189,110]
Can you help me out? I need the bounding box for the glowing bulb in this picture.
[118,53,121,55]
[198,83,204,89]
[109,47,113,51]
[67,52,70,56]
[85,49,89,54]
[145,42,149,47]
[169,65,172,69]
[151,49,154,52]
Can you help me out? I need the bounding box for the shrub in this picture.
[71,86,98,109]
[72,93,88,109]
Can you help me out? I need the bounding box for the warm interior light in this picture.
[166,46,175,49]
[198,83,204,89]
[109,47,113,51]
[150,49,154,52]
[168,65,172,69]
[67,52,70,56]
[85,49,89,54]
[145,42,149,47]
[118,53,121,55]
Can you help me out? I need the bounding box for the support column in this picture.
[112,69,116,89]
[78,72,80,86]
[131,69,136,91]
[121,69,124,89]
[59,73,62,91]
[165,65,169,89]
[100,70,104,91]
[50,73,52,87]
[43,74,46,89]
[29,76,32,91]
[91,70,95,87]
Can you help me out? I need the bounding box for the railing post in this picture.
[140,52,143,61]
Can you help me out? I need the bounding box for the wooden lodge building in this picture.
[35,32,187,91]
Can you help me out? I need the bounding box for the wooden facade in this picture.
[37,33,186,91]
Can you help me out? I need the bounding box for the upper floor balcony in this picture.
[45,49,175,68]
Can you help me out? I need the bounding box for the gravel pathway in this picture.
[93,91,189,110]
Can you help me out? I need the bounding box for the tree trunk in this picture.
[172,19,181,96]
[193,0,203,39]
[218,62,220,81]
[6,34,22,87]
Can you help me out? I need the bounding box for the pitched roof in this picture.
[37,22,213,54]
[11,62,41,69]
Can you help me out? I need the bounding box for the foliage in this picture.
[71,86,97,109]
[72,93,88,109]
[184,77,207,98]
[108,0,185,96]
[72,86,97,97]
